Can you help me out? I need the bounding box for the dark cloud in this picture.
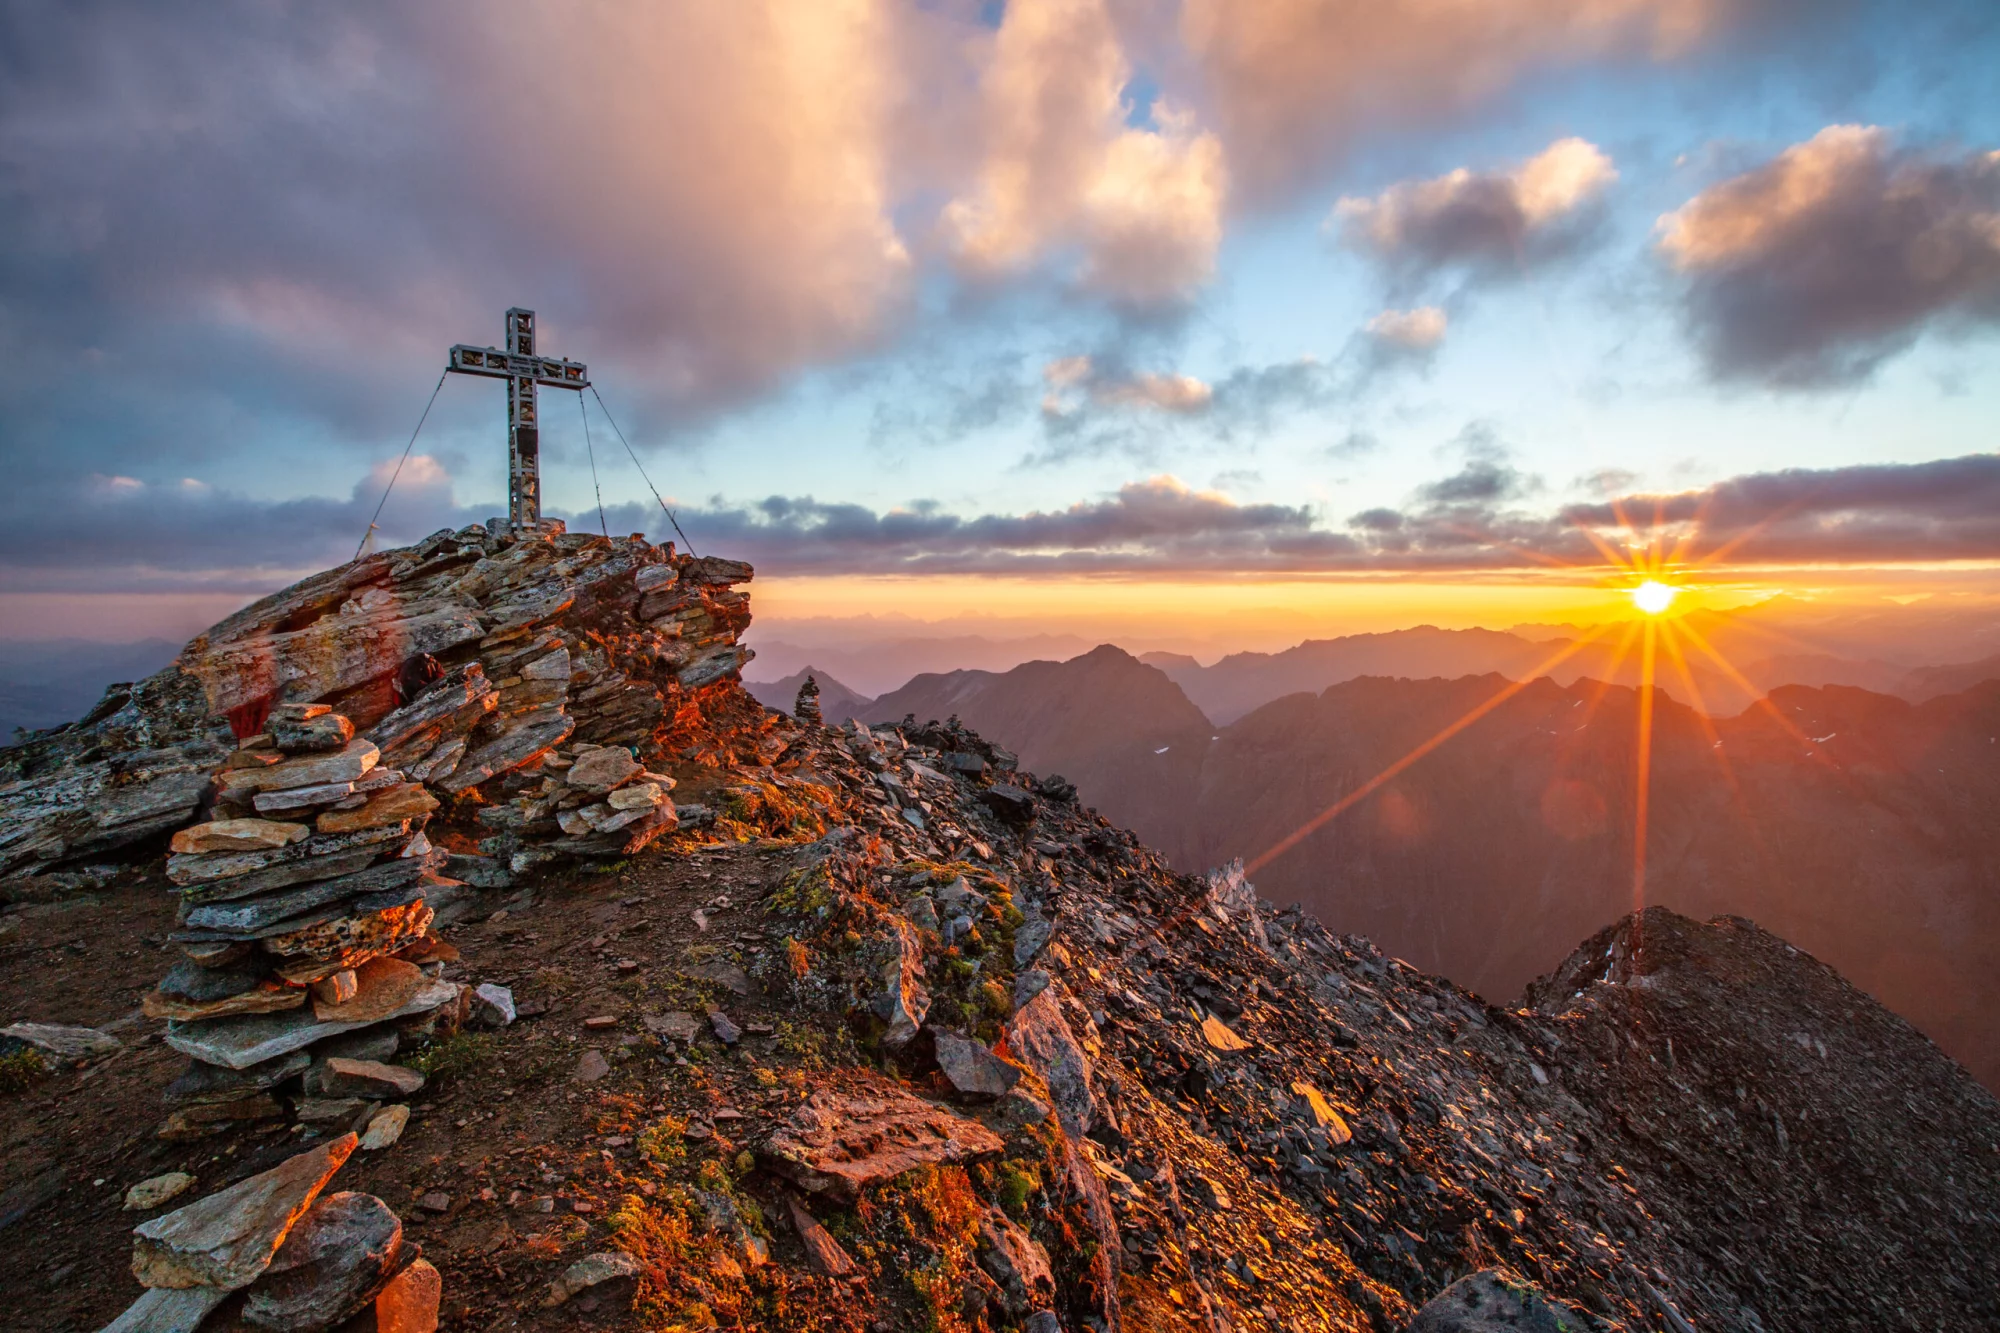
[8,451,1996,589]
[1331,139,1617,281]
[1559,452,2000,564]
[1659,126,2000,384]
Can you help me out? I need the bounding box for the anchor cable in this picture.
[589,384,696,555]
[354,369,448,564]
[579,392,609,539]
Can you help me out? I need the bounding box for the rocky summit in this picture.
[0,528,1996,1333]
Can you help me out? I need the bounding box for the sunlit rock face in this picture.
[0,521,753,880]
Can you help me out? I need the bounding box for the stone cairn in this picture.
[149,701,467,1141]
[793,673,822,727]
[1,522,754,894]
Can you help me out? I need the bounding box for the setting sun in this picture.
[1632,579,1679,615]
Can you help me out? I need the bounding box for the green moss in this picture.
[399,1032,494,1082]
[0,1048,49,1094]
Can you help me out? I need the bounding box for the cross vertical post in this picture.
[446,308,590,533]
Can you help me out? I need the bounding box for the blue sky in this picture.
[2,0,1998,643]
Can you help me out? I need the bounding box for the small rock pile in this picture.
[105,1132,440,1333]
[460,738,681,883]
[148,703,467,1139]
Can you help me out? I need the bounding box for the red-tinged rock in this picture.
[132,1134,357,1291]
[760,1080,1003,1201]
[171,819,310,855]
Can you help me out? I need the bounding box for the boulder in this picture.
[125,1173,196,1212]
[565,746,640,794]
[269,711,355,755]
[131,1133,356,1291]
[1,1021,120,1063]
[1003,986,1098,1138]
[340,1254,440,1333]
[868,917,930,1050]
[359,1104,410,1151]
[761,1081,1003,1201]
[242,1191,403,1331]
[469,983,516,1028]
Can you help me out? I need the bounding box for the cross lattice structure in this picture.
[447,308,589,530]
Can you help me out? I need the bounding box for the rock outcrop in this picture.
[0,520,752,886]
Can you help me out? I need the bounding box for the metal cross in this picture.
[447,308,589,530]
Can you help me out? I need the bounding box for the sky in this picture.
[3,0,1999,651]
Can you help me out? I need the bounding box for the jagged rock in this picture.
[786,1195,855,1276]
[1289,1080,1352,1144]
[313,970,360,1006]
[976,1206,1055,1316]
[542,1251,641,1308]
[868,917,930,1049]
[1407,1269,1608,1332]
[132,1133,356,1291]
[1003,986,1097,1137]
[359,1104,410,1151]
[242,1191,403,1331]
[262,896,437,979]
[98,1285,231,1333]
[982,783,1036,825]
[125,1173,196,1212]
[761,1081,1004,1201]
[934,1029,1023,1099]
[171,819,311,855]
[436,715,573,793]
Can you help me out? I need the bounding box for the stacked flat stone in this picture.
[464,740,681,879]
[794,674,823,726]
[2,524,756,889]
[148,704,464,1137]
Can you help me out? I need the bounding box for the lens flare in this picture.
[1632,580,1678,615]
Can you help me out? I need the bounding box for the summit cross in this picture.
[447,308,589,530]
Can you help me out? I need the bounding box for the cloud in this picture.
[1657,125,2000,383]
[1333,138,1618,277]
[1183,0,1729,204]
[943,0,1227,309]
[1041,355,1214,416]
[1366,305,1449,354]
[1560,452,2000,564]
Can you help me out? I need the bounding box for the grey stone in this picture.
[165,1050,311,1106]
[359,1103,409,1151]
[166,981,458,1070]
[709,1010,742,1045]
[977,1206,1055,1315]
[218,739,379,797]
[542,1251,642,1309]
[268,710,356,755]
[132,1133,356,1291]
[565,746,641,793]
[157,957,265,1003]
[442,853,512,889]
[168,823,410,893]
[243,1191,403,1331]
[934,1029,1022,1099]
[1407,1269,1607,1332]
[868,918,929,1050]
[0,1021,119,1062]
[125,1173,197,1211]
[312,1058,424,1099]
[1004,985,1097,1138]
[181,852,438,935]
[470,983,515,1028]
[98,1285,230,1333]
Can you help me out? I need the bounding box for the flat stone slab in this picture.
[312,957,429,1024]
[181,852,438,937]
[132,1133,356,1291]
[316,1057,424,1099]
[242,1190,403,1330]
[171,819,311,855]
[166,980,459,1070]
[125,1172,196,1212]
[1,1021,120,1062]
[165,1049,311,1106]
[318,783,439,835]
[218,738,380,797]
[100,1285,230,1333]
[761,1081,1003,1201]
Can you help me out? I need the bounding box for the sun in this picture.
[1631,579,1679,616]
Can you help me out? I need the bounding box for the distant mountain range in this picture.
[861,642,2000,1094]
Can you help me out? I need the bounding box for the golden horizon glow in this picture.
[1631,579,1679,615]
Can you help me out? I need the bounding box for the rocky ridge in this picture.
[1,529,1996,1332]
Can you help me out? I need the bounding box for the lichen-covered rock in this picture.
[760,1080,1003,1200]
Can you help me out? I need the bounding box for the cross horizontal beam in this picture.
[447,344,589,389]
